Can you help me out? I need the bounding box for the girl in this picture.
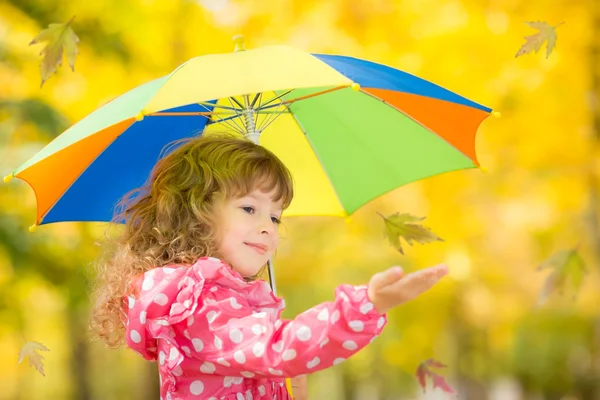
[91,134,448,400]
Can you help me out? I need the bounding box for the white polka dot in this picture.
[209,286,218,292]
[142,276,154,291]
[153,293,168,306]
[271,341,283,352]
[208,257,221,263]
[184,330,191,339]
[339,292,349,302]
[282,349,296,361]
[296,326,311,341]
[172,365,183,376]
[343,340,358,350]
[241,371,255,378]
[360,302,374,314]
[307,357,320,368]
[139,311,147,324]
[163,267,176,274]
[223,376,243,388]
[181,346,191,356]
[159,351,166,365]
[377,316,386,329]
[214,336,222,349]
[229,297,242,309]
[217,357,231,367]
[200,361,216,374]
[230,329,243,344]
[330,310,340,323]
[190,380,204,395]
[155,320,169,326]
[348,320,365,332]
[319,337,329,348]
[207,311,218,324]
[128,296,135,309]
[183,300,191,308]
[234,350,246,364]
[274,320,282,330]
[169,347,178,360]
[333,358,345,365]
[237,394,244,400]
[268,367,283,376]
[252,324,267,335]
[317,308,329,321]
[187,315,194,327]
[246,390,254,400]
[130,329,141,343]
[253,342,265,357]
[192,338,204,352]
[258,385,266,396]
[252,312,266,318]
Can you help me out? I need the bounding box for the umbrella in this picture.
[4,35,495,294]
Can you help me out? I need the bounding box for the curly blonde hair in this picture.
[90,133,294,347]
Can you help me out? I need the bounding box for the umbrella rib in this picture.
[198,101,245,135]
[226,97,248,133]
[256,90,293,109]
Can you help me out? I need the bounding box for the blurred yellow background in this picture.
[1,0,599,399]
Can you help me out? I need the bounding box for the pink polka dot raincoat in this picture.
[125,257,387,399]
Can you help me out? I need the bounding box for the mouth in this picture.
[245,242,268,255]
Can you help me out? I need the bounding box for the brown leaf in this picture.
[378,212,443,254]
[416,358,456,394]
[537,248,587,305]
[516,21,564,59]
[18,341,50,376]
[29,16,79,87]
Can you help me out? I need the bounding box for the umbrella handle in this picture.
[267,259,277,295]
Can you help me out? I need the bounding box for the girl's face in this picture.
[215,188,283,278]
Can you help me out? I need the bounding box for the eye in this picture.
[241,206,255,214]
[271,216,281,225]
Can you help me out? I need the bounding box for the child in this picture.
[91,134,448,400]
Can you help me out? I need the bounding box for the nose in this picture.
[259,215,276,235]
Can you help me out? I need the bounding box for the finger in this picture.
[386,265,448,294]
[369,266,404,291]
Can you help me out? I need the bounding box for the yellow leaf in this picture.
[378,212,443,254]
[516,21,564,59]
[18,341,50,376]
[29,16,79,87]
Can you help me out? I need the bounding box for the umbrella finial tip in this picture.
[135,111,145,121]
[351,82,361,91]
[492,111,501,118]
[478,165,488,173]
[28,224,37,233]
[3,174,13,183]
[232,35,246,52]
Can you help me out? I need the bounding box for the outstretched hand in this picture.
[367,264,449,314]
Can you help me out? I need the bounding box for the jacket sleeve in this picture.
[196,284,387,378]
[125,264,387,378]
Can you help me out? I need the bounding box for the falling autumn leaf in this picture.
[537,248,587,305]
[29,16,79,87]
[416,358,456,394]
[18,341,50,376]
[516,21,564,59]
[378,212,443,254]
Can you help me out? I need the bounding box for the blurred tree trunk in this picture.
[68,307,91,400]
[588,1,600,399]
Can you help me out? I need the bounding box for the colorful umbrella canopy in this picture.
[5,36,494,230]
